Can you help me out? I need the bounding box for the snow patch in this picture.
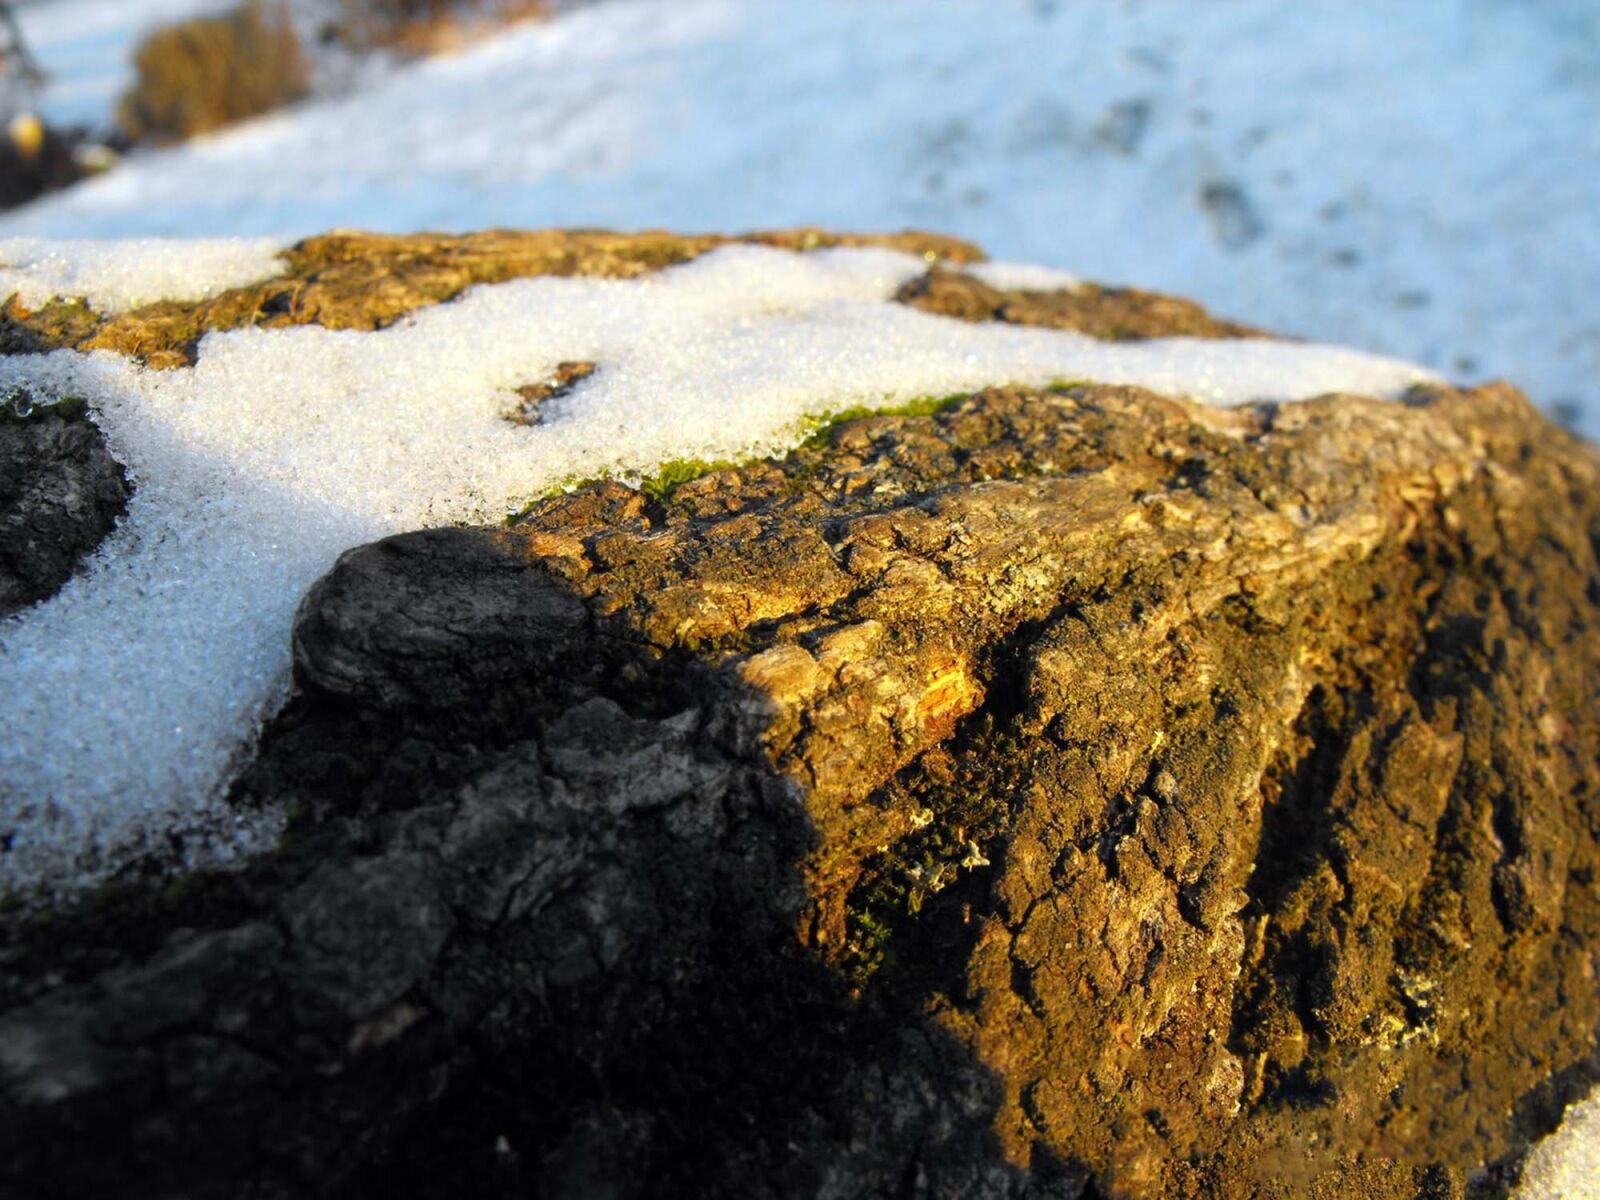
[0,242,1433,897]
[1515,1091,1600,1199]
[0,236,287,312]
[967,261,1084,293]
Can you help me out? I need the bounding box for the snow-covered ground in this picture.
[6,0,1600,439]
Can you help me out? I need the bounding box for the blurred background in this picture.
[1,0,1597,437]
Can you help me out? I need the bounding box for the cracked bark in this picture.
[2,373,1599,1198]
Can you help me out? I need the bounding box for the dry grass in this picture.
[334,0,551,56]
[118,0,310,146]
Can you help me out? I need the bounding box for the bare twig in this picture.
[0,0,45,87]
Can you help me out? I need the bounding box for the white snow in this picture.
[0,242,1434,897]
[6,0,1598,439]
[966,261,1084,294]
[1517,1093,1600,1199]
[0,236,286,311]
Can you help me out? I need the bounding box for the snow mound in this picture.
[0,241,1434,897]
[0,237,286,312]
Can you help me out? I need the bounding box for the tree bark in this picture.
[3,372,1598,1198]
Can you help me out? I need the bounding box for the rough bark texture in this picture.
[897,268,1268,340]
[2,367,1598,1198]
[0,394,130,620]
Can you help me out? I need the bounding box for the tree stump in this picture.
[2,233,1597,1199]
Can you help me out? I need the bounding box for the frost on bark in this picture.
[2,262,1599,1198]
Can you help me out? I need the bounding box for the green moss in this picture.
[631,393,977,506]
[0,387,89,424]
[0,296,102,356]
[640,394,976,500]
[796,392,969,450]
[637,455,743,502]
[842,902,899,983]
[837,725,1023,991]
[2,865,252,976]
[505,391,982,524]
[1047,378,1096,393]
